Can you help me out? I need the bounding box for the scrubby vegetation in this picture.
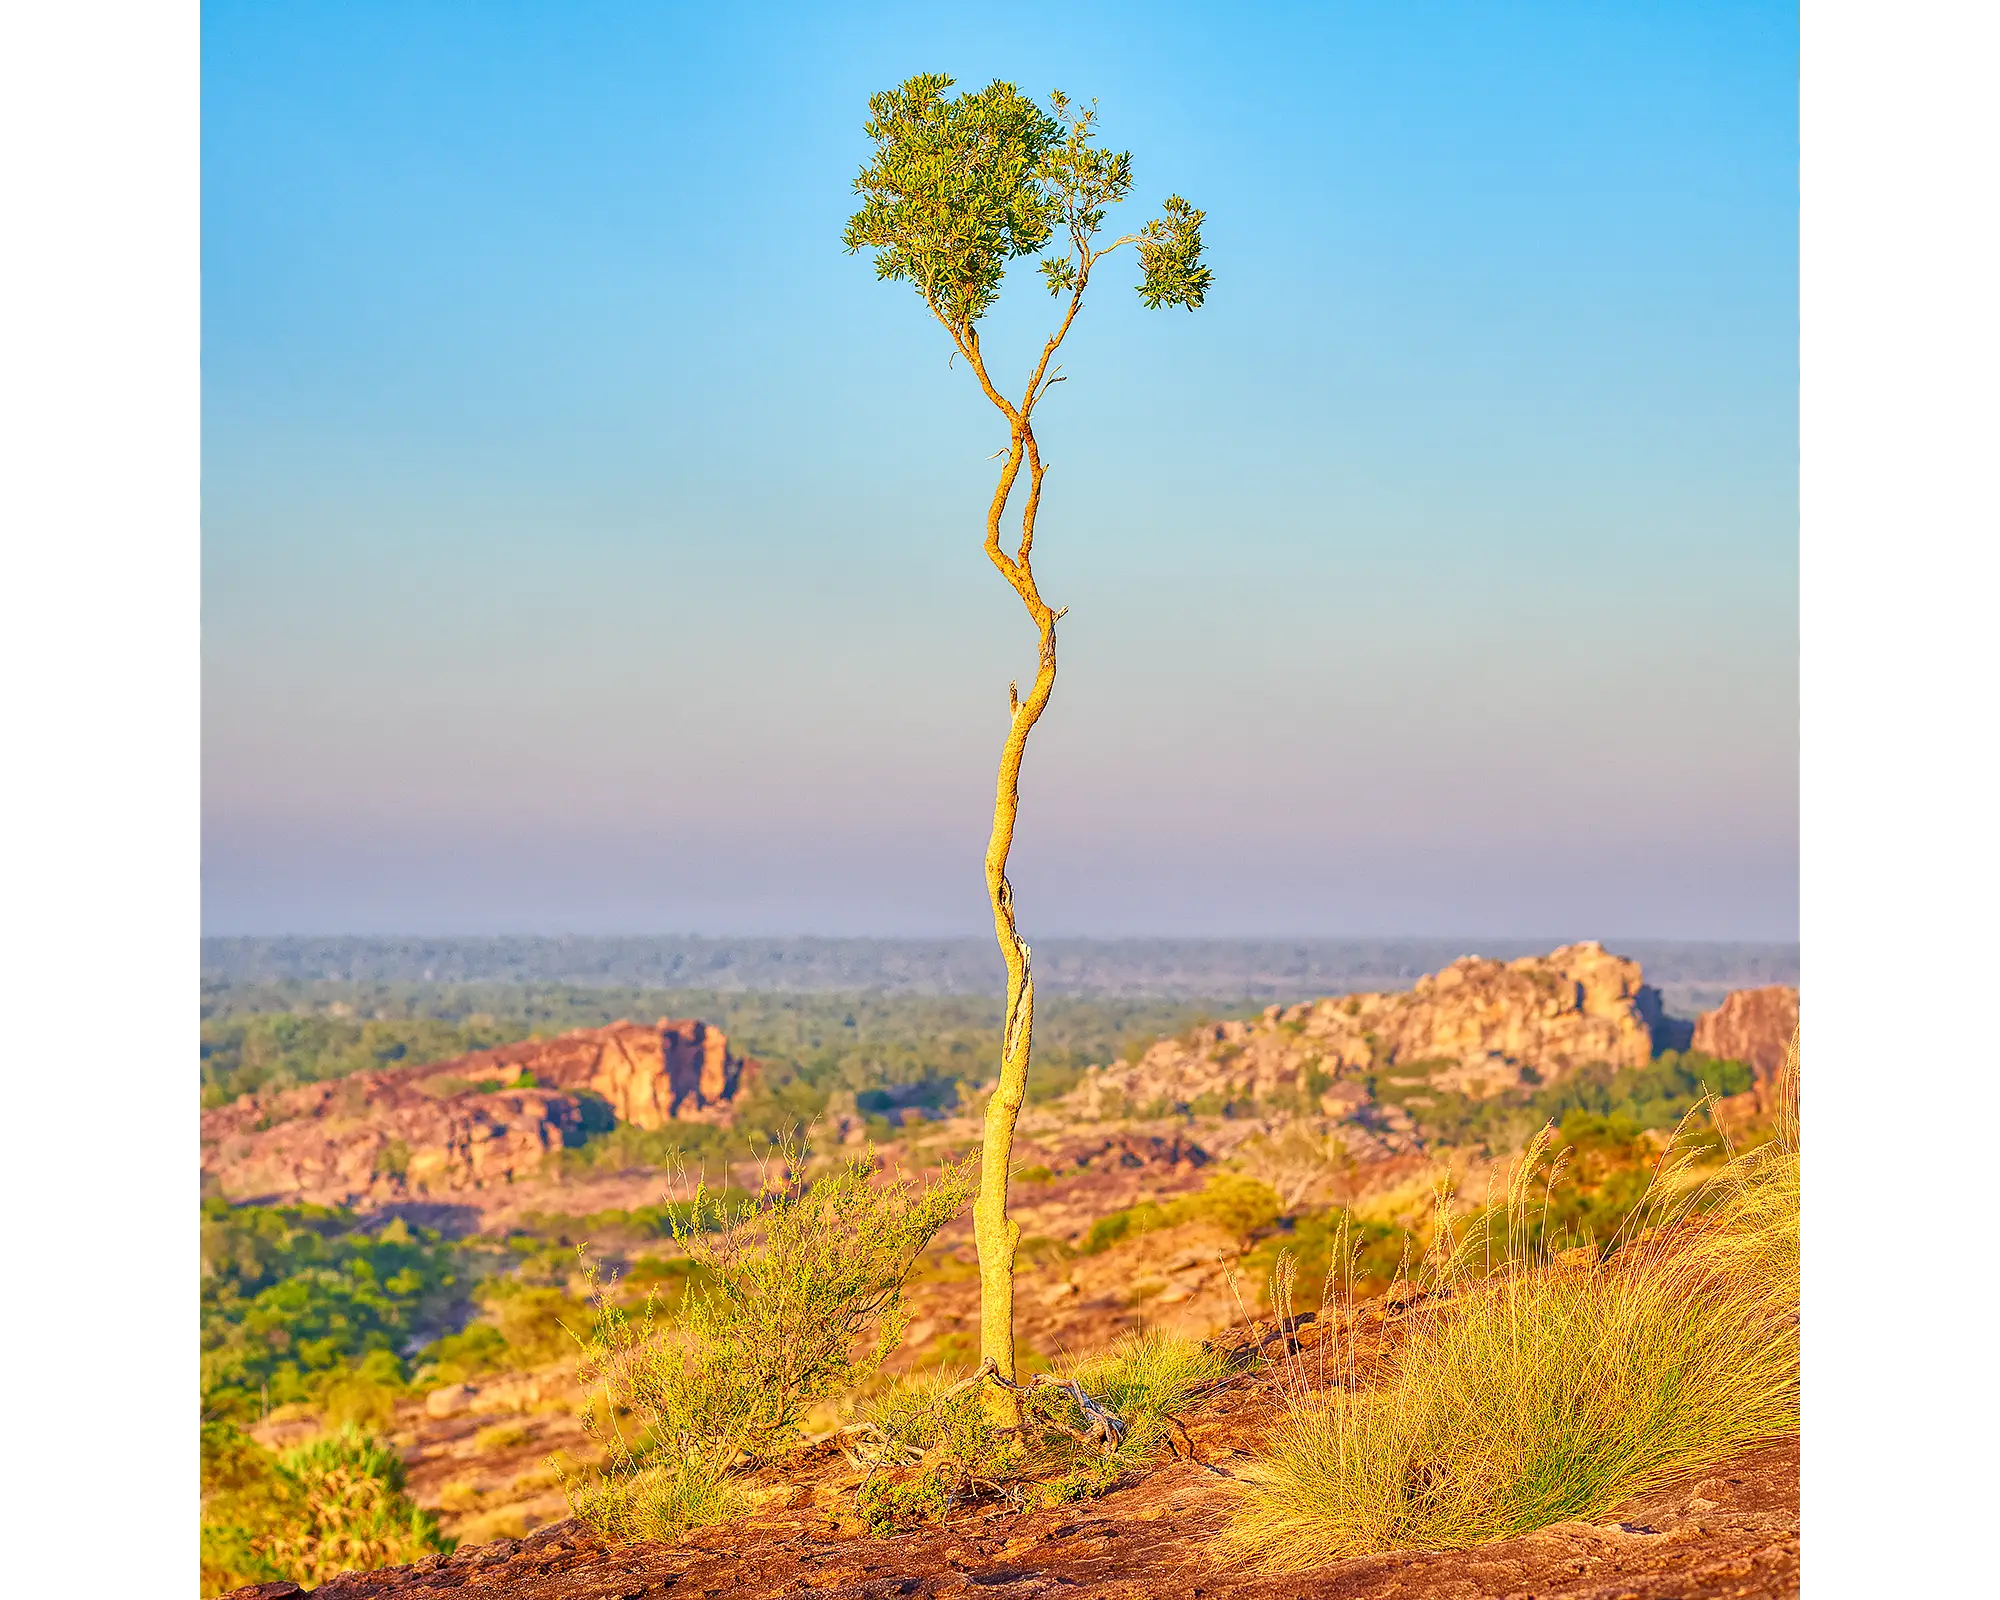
[1082,1171,1283,1254]
[195,970,1791,1586]
[564,1147,975,1540]
[852,1328,1231,1529]
[1370,1049,1753,1150]
[201,1200,469,1421]
[201,1422,449,1597]
[201,1012,535,1106]
[1224,1080,1799,1566]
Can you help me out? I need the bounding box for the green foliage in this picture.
[845,76,1208,334]
[1063,1328,1230,1459]
[551,1117,740,1176]
[845,75,1062,326]
[856,1368,1028,1530]
[566,1147,975,1541]
[201,1201,465,1419]
[1545,1050,1753,1127]
[201,1423,449,1597]
[201,1012,532,1106]
[519,1192,758,1246]
[1369,1051,1756,1153]
[1242,1209,1408,1310]
[1083,1172,1282,1255]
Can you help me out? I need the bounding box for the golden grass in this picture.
[854,1327,1231,1528]
[1223,1052,1799,1569]
[1065,1326,1231,1460]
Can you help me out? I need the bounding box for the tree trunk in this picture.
[971,600,1058,1425]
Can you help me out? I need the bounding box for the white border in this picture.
[1803,2,1998,1593]
[4,3,1998,1593]
[0,3,198,1592]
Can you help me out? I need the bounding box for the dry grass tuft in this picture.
[853,1326,1231,1528]
[1224,1046,1800,1569]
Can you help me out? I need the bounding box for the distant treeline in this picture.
[200,934,1799,1004]
[200,986,1245,1111]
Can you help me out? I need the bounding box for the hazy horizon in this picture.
[200,932,1800,1011]
[203,2,1798,940]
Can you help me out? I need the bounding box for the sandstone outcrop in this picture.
[418,1018,757,1129]
[201,1020,761,1207]
[1693,986,1800,1082]
[1070,942,1677,1116]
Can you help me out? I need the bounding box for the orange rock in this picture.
[198,1019,762,1207]
[1692,986,1800,1083]
[1070,942,1680,1114]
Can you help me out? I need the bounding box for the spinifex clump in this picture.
[1224,1055,1801,1566]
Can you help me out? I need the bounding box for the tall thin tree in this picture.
[845,76,1210,1414]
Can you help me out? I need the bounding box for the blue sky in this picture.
[202,0,1798,938]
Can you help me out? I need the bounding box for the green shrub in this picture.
[565,1146,974,1541]
[1063,1328,1230,1458]
[1241,1210,1407,1310]
[856,1368,1027,1530]
[1084,1172,1283,1254]
[201,1423,448,1597]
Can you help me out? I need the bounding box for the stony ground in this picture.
[234,1438,1798,1599]
[229,1311,1798,1600]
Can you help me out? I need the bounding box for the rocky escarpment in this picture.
[1070,941,1681,1117]
[1693,986,1800,1083]
[201,1020,761,1207]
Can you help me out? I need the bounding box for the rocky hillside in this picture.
[1069,941,1693,1117]
[201,1019,760,1207]
[1693,985,1800,1082]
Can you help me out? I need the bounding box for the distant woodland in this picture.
[200,985,1240,1115]
[203,934,1797,1011]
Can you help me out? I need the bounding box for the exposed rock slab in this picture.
[1692,987,1800,1084]
[201,1021,760,1207]
[1071,941,1679,1116]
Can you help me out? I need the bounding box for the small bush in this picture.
[436,1477,483,1512]
[201,1423,449,1597]
[565,1145,974,1541]
[1084,1172,1282,1254]
[856,1369,1026,1529]
[471,1420,532,1453]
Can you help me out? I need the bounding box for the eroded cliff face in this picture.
[1692,986,1800,1083]
[1068,942,1676,1116]
[433,1018,756,1129]
[200,1020,761,1207]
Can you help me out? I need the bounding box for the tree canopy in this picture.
[844,77,1209,350]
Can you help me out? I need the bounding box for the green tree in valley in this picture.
[845,75,1210,1414]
